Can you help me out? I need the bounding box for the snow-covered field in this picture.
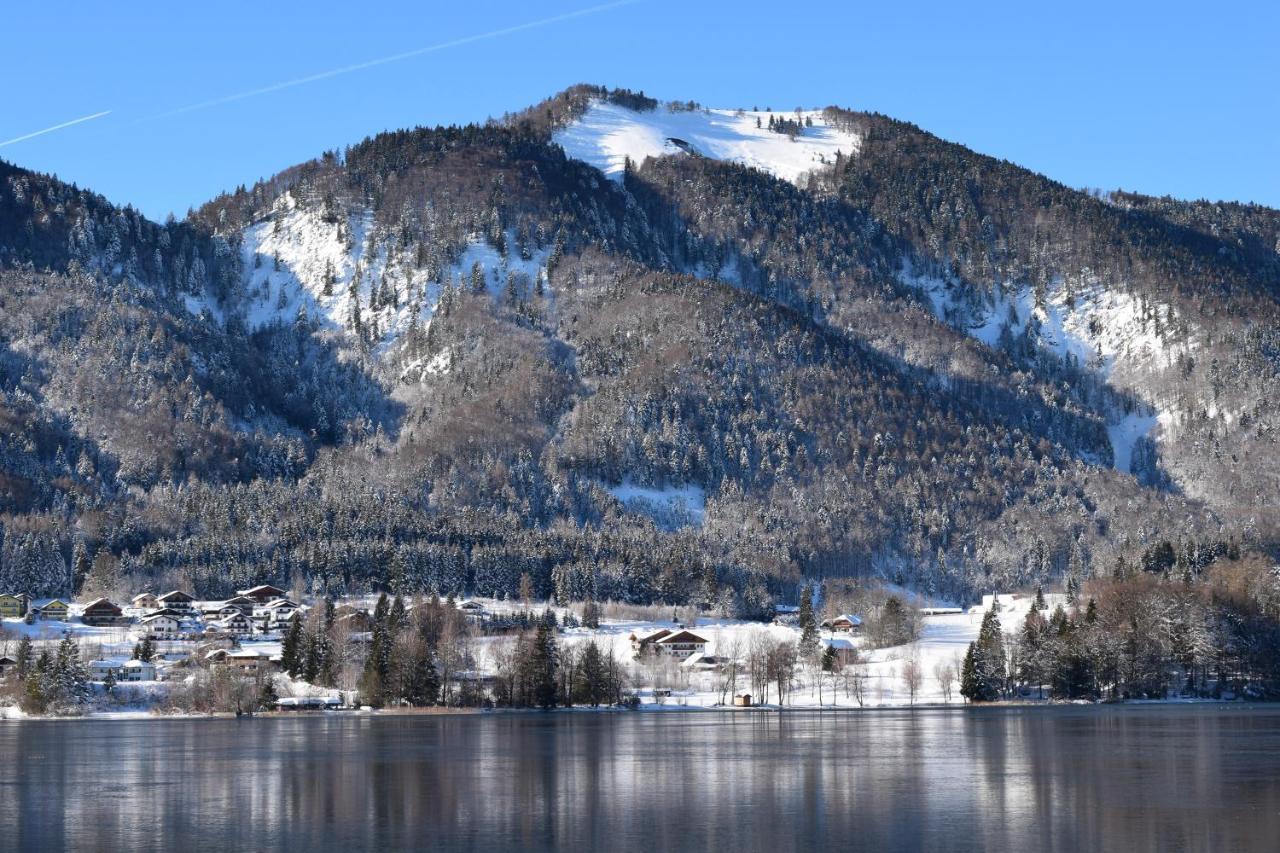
[554,101,859,185]
[0,616,129,642]
[473,592,1063,709]
[2,590,1066,715]
[605,480,706,529]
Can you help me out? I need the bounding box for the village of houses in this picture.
[0,579,1060,717]
[0,584,315,710]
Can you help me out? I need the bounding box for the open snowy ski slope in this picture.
[554,101,859,184]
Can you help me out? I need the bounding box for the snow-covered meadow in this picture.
[554,100,859,185]
[605,480,706,529]
[1,588,1066,717]
[469,592,1064,710]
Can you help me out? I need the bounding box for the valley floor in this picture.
[1,590,1238,719]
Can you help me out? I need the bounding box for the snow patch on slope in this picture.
[905,265,1190,474]
[401,347,454,382]
[181,292,225,325]
[447,239,550,303]
[554,101,859,185]
[235,196,549,359]
[607,480,706,529]
[237,200,433,349]
[1109,410,1160,474]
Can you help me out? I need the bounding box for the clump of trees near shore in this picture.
[3,636,92,714]
[962,553,1280,702]
[277,590,629,711]
[489,611,630,709]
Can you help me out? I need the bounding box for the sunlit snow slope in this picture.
[554,101,859,184]
[226,194,548,361]
[905,264,1192,474]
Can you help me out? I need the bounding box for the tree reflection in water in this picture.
[3,706,1279,852]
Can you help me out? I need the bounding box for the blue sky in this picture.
[3,0,1276,220]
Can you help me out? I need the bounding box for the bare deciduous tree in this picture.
[902,657,924,705]
[934,660,956,703]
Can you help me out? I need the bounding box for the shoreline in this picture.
[3,697,1270,722]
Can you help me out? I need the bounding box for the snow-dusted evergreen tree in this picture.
[53,638,91,707]
[961,610,1006,702]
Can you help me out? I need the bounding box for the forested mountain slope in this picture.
[0,86,1274,609]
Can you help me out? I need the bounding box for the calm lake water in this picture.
[2,705,1279,852]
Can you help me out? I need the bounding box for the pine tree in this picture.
[574,640,608,707]
[302,628,321,683]
[698,564,718,612]
[315,629,337,688]
[532,621,558,709]
[322,260,335,297]
[402,643,440,707]
[798,584,818,653]
[1084,598,1099,624]
[880,595,912,646]
[388,595,407,634]
[257,676,279,711]
[359,593,394,706]
[15,636,33,679]
[71,540,91,593]
[519,573,534,610]
[357,665,383,708]
[281,617,303,676]
[581,598,600,629]
[961,610,1006,702]
[1066,573,1081,605]
[960,644,980,702]
[54,637,90,707]
[21,671,47,715]
[1019,609,1047,698]
[976,609,1007,700]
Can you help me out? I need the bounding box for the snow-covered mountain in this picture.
[1,85,1276,607]
[216,97,858,362]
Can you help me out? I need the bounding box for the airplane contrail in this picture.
[0,110,112,148]
[151,0,641,120]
